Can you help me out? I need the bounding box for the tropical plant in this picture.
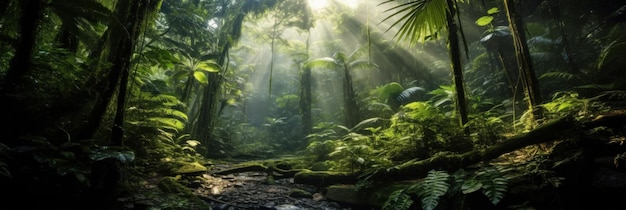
[305,47,378,128]
[383,101,470,162]
[380,0,470,128]
[383,167,510,210]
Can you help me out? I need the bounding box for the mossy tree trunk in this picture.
[78,0,162,144]
[504,0,543,120]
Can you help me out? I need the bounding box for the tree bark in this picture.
[504,0,543,119]
[300,66,313,137]
[1,0,44,142]
[445,0,469,128]
[78,0,162,143]
[343,63,361,128]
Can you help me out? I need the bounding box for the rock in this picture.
[274,204,301,210]
[325,181,417,207]
[288,188,312,198]
[173,161,208,175]
[312,193,325,201]
[324,185,365,206]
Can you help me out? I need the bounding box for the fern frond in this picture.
[383,190,414,210]
[477,167,509,205]
[150,108,189,122]
[481,177,507,205]
[147,117,185,133]
[539,71,575,81]
[418,170,450,210]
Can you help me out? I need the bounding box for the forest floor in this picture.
[194,163,356,210]
[120,160,362,210]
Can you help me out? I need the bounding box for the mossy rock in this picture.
[293,170,357,186]
[288,188,312,198]
[172,161,208,175]
[325,181,419,207]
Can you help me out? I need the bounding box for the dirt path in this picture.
[192,164,355,210]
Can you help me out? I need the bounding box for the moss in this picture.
[158,176,192,195]
[294,170,357,186]
[157,176,209,208]
[288,188,313,198]
[173,161,208,174]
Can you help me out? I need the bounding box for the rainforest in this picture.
[1,0,625,209]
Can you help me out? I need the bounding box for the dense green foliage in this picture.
[0,0,625,209]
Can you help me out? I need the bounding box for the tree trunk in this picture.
[300,66,312,136]
[78,0,162,143]
[343,64,360,128]
[300,33,313,139]
[195,40,229,154]
[1,0,44,142]
[504,0,543,119]
[445,0,469,127]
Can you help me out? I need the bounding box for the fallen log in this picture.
[212,163,268,176]
[212,161,304,179]
[292,170,357,186]
[295,115,578,185]
[365,115,581,182]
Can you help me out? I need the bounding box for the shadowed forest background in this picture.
[1,0,626,209]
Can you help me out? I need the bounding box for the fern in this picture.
[476,167,508,205]
[415,170,450,210]
[482,177,507,205]
[383,190,414,210]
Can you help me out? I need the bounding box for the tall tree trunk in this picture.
[300,66,312,133]
[445,0,469,127]
[1,0,44,142]
[195,40,229,154]
[504,0,543,120]
[300,33,312,139]
[268,17,278,108]
[343,64,360,128]
[78,0,162,143]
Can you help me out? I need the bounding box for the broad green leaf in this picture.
[382,82,405,98]
[171,70,189,81]
[461,179,483,194]
[304,57,338,69]
[196,61,221,72]
[383,190,413,210]
[193,71,209,85]
[476,16,494,26]
[487,7,499,15]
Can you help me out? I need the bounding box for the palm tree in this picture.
[380,0,470,127]
[305,47,378,128]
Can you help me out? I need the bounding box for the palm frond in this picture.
[349,60,378,70]
[381,0,449,45]
[304,57,339,69]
